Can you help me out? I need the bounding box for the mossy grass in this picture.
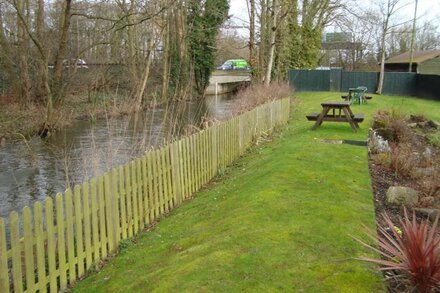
[73,92,440,292]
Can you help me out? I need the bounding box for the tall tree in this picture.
[376,0,406,94]
[247,0,257,75]
[264,0,277,86]
[187,0,229,94]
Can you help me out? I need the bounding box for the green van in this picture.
[217,59,250,70]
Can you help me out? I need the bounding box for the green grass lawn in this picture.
[73,92,440,293]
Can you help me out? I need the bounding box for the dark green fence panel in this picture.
[288,70,330,92]
[416,74,440,101]
[383,72,416,96]
[288,69,436,99]
[330,68,342,92]
[341,71,378,93]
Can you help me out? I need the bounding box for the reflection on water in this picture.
[0,94,235,221]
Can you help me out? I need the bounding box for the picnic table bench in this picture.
[306,101,364,132]
[341,86,372,104]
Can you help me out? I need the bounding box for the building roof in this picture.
[385,50,440,64]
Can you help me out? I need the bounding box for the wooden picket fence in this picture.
[0,97,290,293]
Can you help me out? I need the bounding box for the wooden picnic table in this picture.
[306,101,364,132]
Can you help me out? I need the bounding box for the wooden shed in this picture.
[384,50,440,75]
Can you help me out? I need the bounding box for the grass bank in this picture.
[72,92,440,292]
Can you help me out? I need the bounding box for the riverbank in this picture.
[72,92,398,292]
[0,92,160,141]
[0,82,292,143]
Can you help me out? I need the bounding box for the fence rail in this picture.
[0,97,291,293]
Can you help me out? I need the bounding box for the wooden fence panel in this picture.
[23,207,36,292]
[0,218,9,293]
[136,159,144,229]
[10,212,23,293]
[34,202,46,292]
[65,189,76,284]
[162,147,171,212]
[74,186,85,278]
[83,182,93,271]
[45,198,57,292]
[119,167,127,240]
[182,139,189,199]
[90,179,100,264]
[211,124,218,176]
[158,149,166,213]
[112,169,122,242]
[97,176,107,258]
[146,152,155,222]
[125,164,133,237]
[179,140,185,201]
[141,155,150,223]
[153,149,160,215]
[56,193,67,290]
[104,174,116,253]
[170,142,182,206]
[165,146,174,209]
[130,163,139,235]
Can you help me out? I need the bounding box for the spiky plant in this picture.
[356,209,440,292]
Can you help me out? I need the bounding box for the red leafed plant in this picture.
[356,209,440,292]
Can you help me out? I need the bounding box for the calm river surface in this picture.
[0,94,235,220]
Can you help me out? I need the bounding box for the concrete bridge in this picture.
[205,70,251,95]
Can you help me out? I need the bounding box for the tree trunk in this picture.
[0,6,20,101]
[35,0,46,100]
[161,13,171,100]
[52,0,73,102]
[376,33,386,94]
[259,0,267,82]
[126,0,140,98]
[16,0,31,103]
[248,0,256,75]
[264,0,276,86]
[408,0,418,72]
[135,40,155,111]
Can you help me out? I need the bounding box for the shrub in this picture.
[389,119,413,144]
[389,143,417,177]
[231,81,294,115]
[427,130,440,148]
[373,109,407,129]
[356,209,440,293]
[372,109,413,143]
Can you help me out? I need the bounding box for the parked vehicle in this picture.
[63,59,88,69]
[47,59,89,69]
[217,59,250,70]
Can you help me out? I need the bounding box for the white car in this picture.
[62,59,89,69]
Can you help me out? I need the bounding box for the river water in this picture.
[0,94,235,220]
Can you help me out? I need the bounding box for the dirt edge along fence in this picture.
[0,97,291,293]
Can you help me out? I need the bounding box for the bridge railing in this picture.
[0,97,291,293]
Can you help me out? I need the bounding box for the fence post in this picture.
[34,202,46,292]
[82,182,92,271]
[73,186,85,277]
[104,173,117,253]
[10,212,23,293]
[23,206,36,292]
[65,189,76,284]
[170,141,182,205]
[0,218,8,293]
[55,193,67,290]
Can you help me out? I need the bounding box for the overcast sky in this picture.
[228,0,440,34]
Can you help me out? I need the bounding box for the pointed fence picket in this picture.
[0,97,290,293]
